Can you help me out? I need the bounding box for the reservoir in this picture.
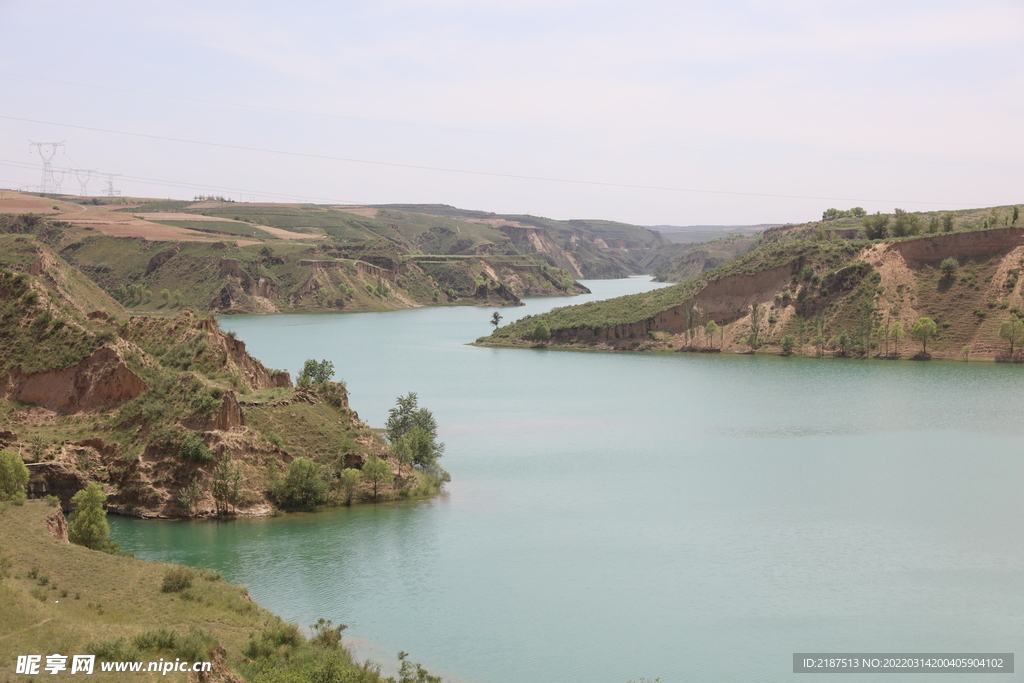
[111,277,1024,683]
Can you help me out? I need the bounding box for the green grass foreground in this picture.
[0,500,410,682]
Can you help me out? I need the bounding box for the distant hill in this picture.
[646,223,782,244]
[481,204,1024,361]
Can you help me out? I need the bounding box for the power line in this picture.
[0,115,994,207]
[1,71,1018,169]
[0,159,364,204]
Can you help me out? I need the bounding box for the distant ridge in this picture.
[646,223,782,232]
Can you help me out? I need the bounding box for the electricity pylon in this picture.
[29,141,66,194]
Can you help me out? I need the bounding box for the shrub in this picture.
[87,638,141,662]
[68,482,114,552]
[134,628,213,661]
[243,621,303,659]
[0,449,29,502]
[161,566,194,593]
[939,257,959,278]
[31,586,48,602]
[780,334,797,354]
[273,458,329,511]
[179,432,215,463]
[296,359,334,388]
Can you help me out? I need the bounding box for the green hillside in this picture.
[480,204,1024,361]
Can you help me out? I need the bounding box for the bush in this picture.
[68,482,114,552]
[179,432,215,463]
[296,359,334,388]
[243,621,303,660]
[273,458,329,511]
[0,449,29,502]
[161,566,194,593]
[532,321,551,341]
[87,638,141,662]
[940,257,959,278]
[134,628,213,661]
[780,334,796,354]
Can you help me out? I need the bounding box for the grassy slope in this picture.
[0,501,381,682]
[0,241,441,516]
[482,206,1024,359]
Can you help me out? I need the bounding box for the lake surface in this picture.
[111,277,1024,683]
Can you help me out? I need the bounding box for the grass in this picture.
[0,501,388,681]
[148,220,280,241]
[0,267,109,375]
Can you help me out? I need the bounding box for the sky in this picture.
[0,0,1021,226]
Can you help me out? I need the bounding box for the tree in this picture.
[68,482,113,551]
[297,359,334,388]
[780,334,796,354]
[999,318,1024,357]
[533,320,551,342]
[362,455,393,502]
[941,213,954,233]
[210,457,243,515]
[704,320,719,349]
[275,458,329,511]
[393,429,421,479]
[748,303,763,349]
[939,257,958,278]
[812,333,825,357]
[911,317,938,355]
[490,311,502,331]
[875,324,889,357]
[892,208,920,237]
[337,468,361,506]
[862,212,890,240]
[1013,205,1020,226]
[890,321,904,356]
[176,477,203,516]
[0,449,29,502]
[385,393,445,470]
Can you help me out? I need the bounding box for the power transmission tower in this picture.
[101,173,122,197]
[72,169,96,196]
[29,141,66,194]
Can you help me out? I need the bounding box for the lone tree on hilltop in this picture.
[911,317,938,355]
[0,449,28,502]
[999,318,1024,357]
[297,359,334,388]
[490,311,502,331]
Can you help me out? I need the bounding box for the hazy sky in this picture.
[1,0,1021,225]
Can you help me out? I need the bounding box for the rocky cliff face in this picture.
[194,317,291,390]
[1,345,148,414]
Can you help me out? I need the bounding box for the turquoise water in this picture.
[111,278,1024,682]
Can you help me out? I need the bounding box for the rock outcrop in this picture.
[45,506,69,542]
[0,345,148,414]
[26,462,89,505]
